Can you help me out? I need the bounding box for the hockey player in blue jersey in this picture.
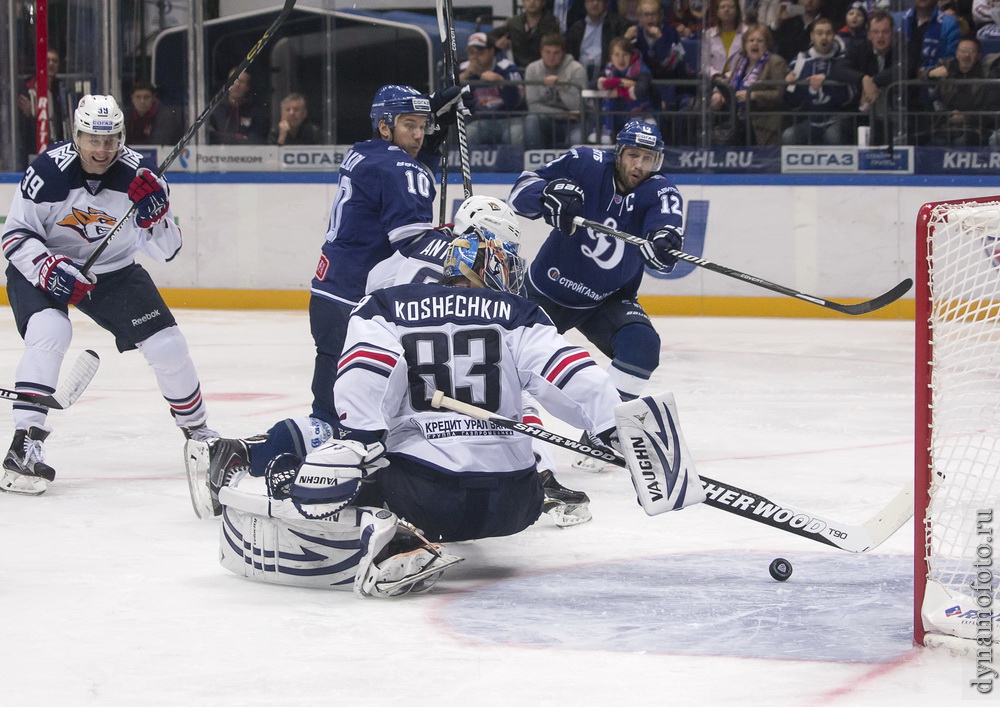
[1,95,217,495]
[308,83,472,427]
[508,119,684,403]
[192,228,625,597]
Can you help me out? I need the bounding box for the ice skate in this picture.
[570,431,616,473]
[1,427,56,496]
[185,436,257,519]
[357,524,464,598]
[540,468,592,527]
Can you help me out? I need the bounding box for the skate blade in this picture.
[547,503,593,527]
[374,553,465,596]
[183,439,215,520]
[0,468,49,496]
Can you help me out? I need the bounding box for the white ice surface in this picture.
[0,309,979,706]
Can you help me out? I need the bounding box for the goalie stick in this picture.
[430,391,913,553]
[573,216,913,316]
[0,349,100,410]
[80,0,299,276]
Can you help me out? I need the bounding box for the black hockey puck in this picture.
[769,558,793,582]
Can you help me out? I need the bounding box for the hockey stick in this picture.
[80,0,299,277]
[435,0,473,201]
[430,391,913,553]
[573,216,913,316]
[0,349,100,410]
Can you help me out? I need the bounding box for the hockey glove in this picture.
[37,255,95,306]
[128,168,169,229]
[267,440,388,520]
[429,85,475,128]
[639,225,684,271]
[541,179,585,236]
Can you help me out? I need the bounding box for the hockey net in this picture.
[916,196,1000,651]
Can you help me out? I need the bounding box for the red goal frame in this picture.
[914,195,1000,645]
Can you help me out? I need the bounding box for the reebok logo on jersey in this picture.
[57,207,117,243]
[132,310,161,326]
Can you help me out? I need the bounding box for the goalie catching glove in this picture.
[266,439,388,520]
[639,225,684,271]
[541,179,585,236]
[38,254,95,305]
[128,168,169,229]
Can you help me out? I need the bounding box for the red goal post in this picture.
[915,195,1000,650]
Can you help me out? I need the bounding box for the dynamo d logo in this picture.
[547,267,560,280]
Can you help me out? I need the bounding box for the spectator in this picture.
[711,23,789,144]
[829,10,900,143]
[838,1,869,52]
[671,0,708,37]
[919,36,991,144]
[939,0,972,36]
[207,68,268,145]
[524,33,587,148]
[567,0,632,84]
[750,0,785,30]
[597,36,655,140]
[460,32,526,145]
[17,48,65,166]
[626,0,689,103]
[774,0,825,62]
[702,0,748,80]
[488,0,562,69]
[782,17,857,144]
[974,0,999,28]
[974,0,1000,35]
[124,80,184,146]
[268,93,322,145]
[895,0,961,76]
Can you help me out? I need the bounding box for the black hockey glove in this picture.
[429,85,475,128]
[541,179,585,236]
[639,225,684,271]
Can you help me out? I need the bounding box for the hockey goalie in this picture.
[186,227,704,598]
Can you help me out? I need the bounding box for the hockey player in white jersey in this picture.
[187,196,590,526]
[193,228,625,597]
[1,95,216,495]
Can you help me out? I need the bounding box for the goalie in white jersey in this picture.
[1,95,216,495]
[188,228,626,597]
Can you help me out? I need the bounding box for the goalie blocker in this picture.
[614,393,706,514]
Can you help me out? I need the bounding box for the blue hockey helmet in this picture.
[615,120,665,172]
[443,227,525,295]
[370,84,434,134]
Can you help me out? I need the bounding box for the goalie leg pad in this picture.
[219,480,376,590]
[614,392,706,515]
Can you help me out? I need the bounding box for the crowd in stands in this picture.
[464,0,1000,148]
[20,0,1000,158]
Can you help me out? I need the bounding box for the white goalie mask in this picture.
[443,227,525,294]
[453,195,521,247]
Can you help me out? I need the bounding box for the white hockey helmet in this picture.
[74,94,125,138]
[453,195,521,247]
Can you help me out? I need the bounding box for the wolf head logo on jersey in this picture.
[57,207,118,242]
